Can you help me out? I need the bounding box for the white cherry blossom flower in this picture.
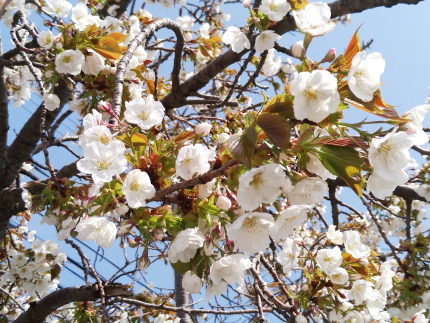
[291,70,340,123]
[343,231,370,258]
[367,172,408,199]
[198,179,216,198]
[124,95,165,130]
[182,271,202,294]
[277,237,300,274]
[43,0,72,18]
[168,228,205,263]
[272,205,308,242]
[79,125,113,149]
[350,279,374,305]
[123,169,156,209]
[227,212,275,254]
[291,40,305,58]
[83,109,105,130]
[348,51,385,102]
[329,267,349,285]
[175,144,211,180]
[199,23,211,39]
[306,153,336,180]
[293,2,335,36]
[316,246,342,275]
[76,217,117,248]
[77,140,127,183]
[255,30,280,53]
[209,254,251,285]
[261,49,282,77]
[237,163,286,211]
[259,0,291,22]
[287,177,328,206]
[222,26,251,53]
[403,104,430,146]
[369,129,413,179]
[55,49,85,75]
[342,311,365,323]
[326,225,343,245]
[82,50,105,76]
[42,93,60,111]
[37,30,55,49]
[176,16,194,31]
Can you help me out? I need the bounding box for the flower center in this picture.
[242,217,257,229]
[130,180,140,191]
[304,87,318,101]
[250,173,263,188]
[96,161,109,170]
[62,56,72,63]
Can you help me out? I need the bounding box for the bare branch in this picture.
[13,284,132,323]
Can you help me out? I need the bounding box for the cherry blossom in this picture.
[175,144,212,180]
[168,228,205,263]
[271,205,309,242]
[315,246,343,275]
[255,30,281,53]
[293,2,335,36]
[222,26,251,53]
[55,49,85,75]
[291,70,340,123]
[259,0,291,22]
[76,217,117,248]
[122,169,156,209]
[124,95,165,130]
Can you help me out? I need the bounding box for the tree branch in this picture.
[112,18,184,117]
[13,284,132,323]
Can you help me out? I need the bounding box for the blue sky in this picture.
[2,0,430,310]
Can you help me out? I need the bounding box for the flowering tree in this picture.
[1,0,430,322]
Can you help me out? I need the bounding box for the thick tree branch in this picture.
[1,79,72,190]
[161,0,424,111]
[0,65,8,178]
[13,284,132,323]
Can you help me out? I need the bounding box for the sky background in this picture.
[2,0,430,314]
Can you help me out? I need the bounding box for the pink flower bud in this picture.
[322,48,336,63]
[291,40,305,58]
[98,101,116,117]
[216,195,232,210]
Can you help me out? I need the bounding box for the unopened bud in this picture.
[98,101,116,117]
[195,122,212,136]
[224,240,235,253]
[184,32,193,42]
[138,255,150,270]
[216,195,232,210]
[321,48,336,63]
[291,40,305,58]
[242,0,251,8]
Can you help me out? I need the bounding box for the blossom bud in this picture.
[55,42,62,49]
[151,228,164,241]
[242,0,251,8]
[216,195,232,210]
[184,32,193,42]
[182,271,203,294]
[224,240,235,253]
[359,257,369,266]
[321,48,336,63]
[138,255,150,271]
[291,40,305,58]
[253,17,260,24]
[98,101,116,117]
[218,132,230,144]
[195,122,212,136]
[204,240,214,256]
[127,237,141,248]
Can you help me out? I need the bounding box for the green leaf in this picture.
[257,113,291,151]
[171,261,192,275]
[228,127,257,167]
[263,93,295,119]
[318,145,367,196]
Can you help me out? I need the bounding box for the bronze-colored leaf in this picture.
[257,113,291,151]
[228,127,258,167]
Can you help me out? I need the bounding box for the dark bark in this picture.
[13,284,132,323]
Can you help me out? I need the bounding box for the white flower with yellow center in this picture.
[43,0,72,18]
[37,30,55,49]
[348,51,385,102]
[168,228,205,263]
[237,163,286,211]
[272,205,309,242]
[277,237,300,274]
[76,217,117,248]
[222,26,251,53]
[291,70,340,123]
[209,254,251,286]
[77,140,127,184]
[315,246,342,275]
[227,212,274,254]
[255,30,281,53]
[122,169,156,209]
[55,49,85,75]
[343,231,370,258]
[79,125,113,149]
[259,0,291,22]
[175,144,211,180]
[124,94,165,130]
[293,2,335,37]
